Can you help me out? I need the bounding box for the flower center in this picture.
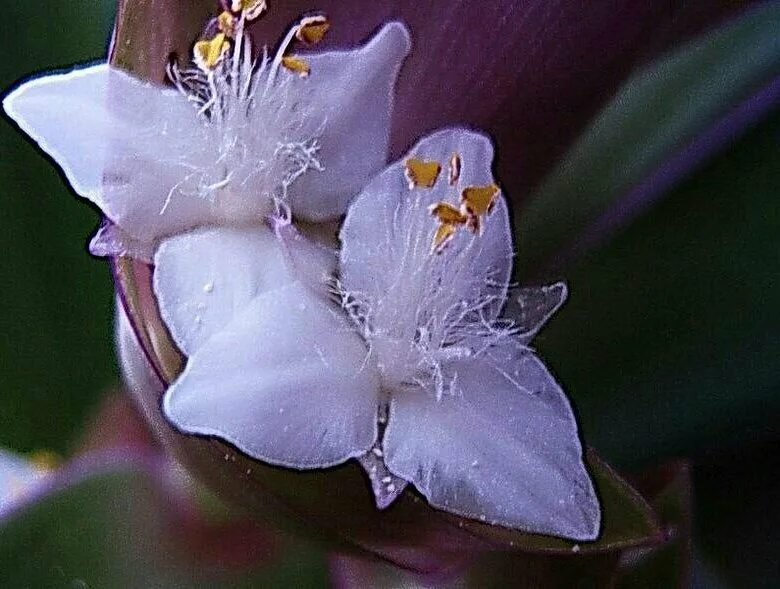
[163,3,331,213]
[341,152,508,400]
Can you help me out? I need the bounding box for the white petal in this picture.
[340,128,513,320]
[287,22,411,221]
[3,64,216,243]
[153,226,300,357]
[383,344,600,540]
[163,281,379,468]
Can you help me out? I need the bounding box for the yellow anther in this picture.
[461,184,499,217]
[281,55,311,77]
[28,449,60,472]
[428,202,468,225]
[448,153,462,186]
[431,222,459,255]
[428,201,468,255]
[217,11,237,37]
[296,15,330,45]
[404,158,442,190]
[232,0,267,21]
[461,183,500,234]
[194,32,231,71]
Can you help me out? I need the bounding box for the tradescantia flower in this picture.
[2,3,409,259]
[153,128,600,541]
[3,0,600,545]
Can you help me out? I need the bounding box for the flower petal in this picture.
[287,22,411,221]
[339,128,512,320]
[504,282,568,344]
[153,226,297,357]
[383,343,600,540]
[2,63,216,244]
[163,281,380,468]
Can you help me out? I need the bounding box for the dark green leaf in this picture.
[0,462,328,588]
[0,3,116,453]
[535,108,780,466]
[516,2,780,272]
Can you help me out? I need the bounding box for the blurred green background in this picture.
[1,1,778,587]
[1,2,116,454]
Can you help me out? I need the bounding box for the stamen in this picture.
[296,15,330,45]
[231,0,267,21]
[428,202,468,225]
[217,11,237,37]
[405,158,441,189]
[268,16,320,86]
[461,184,499,217]
[193,33,231,71]
[448,153,461,186]
[461,183,500,234]
[28,449,60,472]
[281,55,311,77]
[431,222,458,254]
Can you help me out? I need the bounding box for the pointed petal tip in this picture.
[549,281,568,301]
[2,86,20,122]
[564,468,602,542]
[373,20,412,62]
[372,479,407,510]
[3,62,110,120]
[570,503,602,543]
[3,75,44,136]
[287,20,411,221]
[1,63,113,203]
[374,494,394,510]
[424,126,495,150]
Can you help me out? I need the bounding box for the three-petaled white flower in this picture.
[3,11,409,259]
[3,2,599,540]
[153,129,600,541]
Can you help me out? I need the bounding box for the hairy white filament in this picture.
[165,26,323,212]
[337,194,517,401]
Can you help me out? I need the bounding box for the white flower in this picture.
[152,128,600,541]
[2,14,410,259]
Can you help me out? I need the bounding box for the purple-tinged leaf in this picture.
[247,0,751,202]
[517,2,780,277]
